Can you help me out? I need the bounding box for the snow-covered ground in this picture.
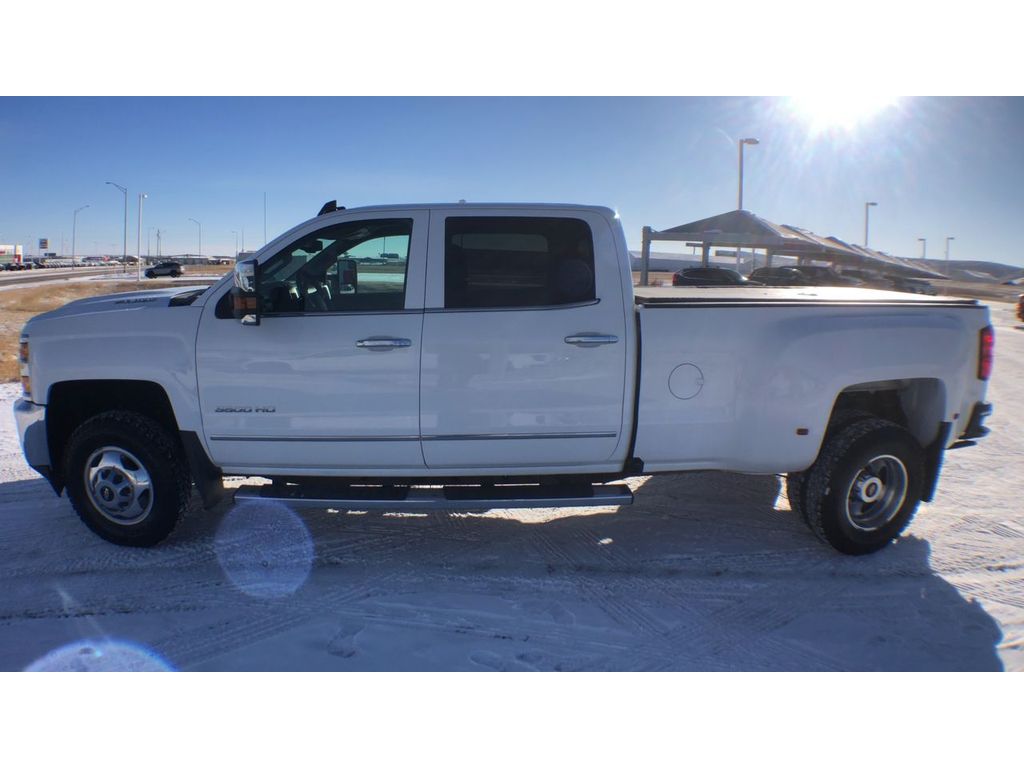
[1,305,1021,671]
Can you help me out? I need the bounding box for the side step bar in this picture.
[233,483,633,511]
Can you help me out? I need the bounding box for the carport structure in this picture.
[638,209,946,285]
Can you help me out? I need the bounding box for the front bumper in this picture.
[13,398,50,474]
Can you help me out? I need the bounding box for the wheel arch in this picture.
[830,377,946,448]
[828,377,949,503]
[45,379,183,495]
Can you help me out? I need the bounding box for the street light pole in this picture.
[72,205,90,268]
[137,193,147,281]
[189,218,202,259]
[232,230,239,259]
[737,138,759,210]
[917,238,927,260]
[864,202,878,247]
[945,236,955,262]
[105,181,128,272]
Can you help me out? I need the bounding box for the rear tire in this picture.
[786,409,875,525]
[801,417,924,555]
[64,411,192,547]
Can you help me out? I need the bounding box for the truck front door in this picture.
[196,210,428,474]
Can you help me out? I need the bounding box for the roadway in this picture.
[0,266,127,288]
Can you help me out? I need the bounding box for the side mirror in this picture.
[232,259,261,326]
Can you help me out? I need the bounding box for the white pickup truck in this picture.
[14,203,995,555]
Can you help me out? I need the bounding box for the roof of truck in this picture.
[318,202,617,216]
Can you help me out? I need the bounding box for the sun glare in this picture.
[786,95,900,132]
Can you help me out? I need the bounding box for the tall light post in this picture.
[232,230,239,259]
[917,237,927,260]
[863,202,878,247]
[945,236,955,262]
[147,227,154,259]
[137,193,148,281]
[188,218,202,258]
[72,205,90,267]
[105,181,128,271]
[737,137,759,210]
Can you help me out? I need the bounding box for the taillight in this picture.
[979,325,995,380]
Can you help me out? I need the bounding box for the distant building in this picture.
[0,244,24,265]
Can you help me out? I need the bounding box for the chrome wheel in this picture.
[844,454,907,531]
[84,446,154,525]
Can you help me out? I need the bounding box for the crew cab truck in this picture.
[14,203,995,555]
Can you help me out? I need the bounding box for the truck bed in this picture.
[634,285,978,307]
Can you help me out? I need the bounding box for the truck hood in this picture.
[25,286,210,326]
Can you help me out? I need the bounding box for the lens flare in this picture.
[215,499,315,599]
[25,640,175,672]
[785,94,901,133]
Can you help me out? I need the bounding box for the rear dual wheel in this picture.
[789,417,925,555]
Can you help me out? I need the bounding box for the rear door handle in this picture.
[564,334,619,347]
[356,337,412,350]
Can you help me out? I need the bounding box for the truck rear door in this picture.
[418,208,630,472]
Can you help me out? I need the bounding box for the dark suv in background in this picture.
[790,265,862,287]
[144,261,183,278]
[749,266,814,286]
[672,267,760,286]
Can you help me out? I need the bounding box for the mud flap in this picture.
[180,431,226,508]
[921,422,952,503]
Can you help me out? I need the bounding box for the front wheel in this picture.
[64,411,192,547]
[801,418,924,555]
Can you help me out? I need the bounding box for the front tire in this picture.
[801,418,924,555]
[64,411,192,547]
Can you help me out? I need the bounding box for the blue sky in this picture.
[1,97,1022,265]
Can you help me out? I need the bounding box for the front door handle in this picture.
[356,337,412,350]
[564,334,619,347]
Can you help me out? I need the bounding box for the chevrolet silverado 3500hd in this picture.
[15,203,994,554]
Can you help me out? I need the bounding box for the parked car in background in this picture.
[838,269,895,289]
[672,267,760,286]
[749,266,814,286]
[144,261,183,278]
[791,265,862,287]
[887,277,938,296]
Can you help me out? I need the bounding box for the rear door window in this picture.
[444,217,596,309]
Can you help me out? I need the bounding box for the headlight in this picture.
[19,336,30,399]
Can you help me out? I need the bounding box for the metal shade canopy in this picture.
[639,209,946,284]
